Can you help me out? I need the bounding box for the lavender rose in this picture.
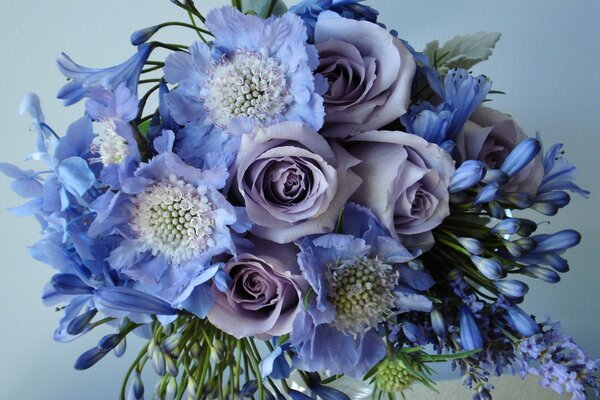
[313,13,416,138]
[208,249,305,339]
[232,121,362,243]
[457,107,544,194]
[348,131,455,252]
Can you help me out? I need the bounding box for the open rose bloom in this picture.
[3,1,595,399]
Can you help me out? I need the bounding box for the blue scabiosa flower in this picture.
[57,44,152,106]
[291,203,429,377]
[289,0,379,42]
[164,6,324,138]
[88,131,244,311]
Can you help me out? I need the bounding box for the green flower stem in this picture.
[136,82,161,122]
[266,0,278,17]
[158,21,212,35]
[235,339,242,390]
[139,78,161,84]
[120,343,150,400]
[243,338,265,399]
[152,42,189,53]
[89,317,116,330]
[187,11,208,43]
[171,0,206,23]
[141,64,164,74]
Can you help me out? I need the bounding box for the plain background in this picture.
[0,1,599,399]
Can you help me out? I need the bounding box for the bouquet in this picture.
[3,0,598,399]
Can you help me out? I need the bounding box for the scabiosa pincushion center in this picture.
[130,176,216,264]
[204,51,292,128]
[375,353,419,392]
[164,6,324,136]
[90,122,129,165]
[328,256,398,332]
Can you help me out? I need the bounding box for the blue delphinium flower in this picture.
[291,203,431,377]
[88,131,246,314]
[163,6,324,151]
[289,0,379,42]
[57,43,152,106]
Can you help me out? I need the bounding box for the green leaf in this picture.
[424,32,501,74]
[420,348,481,362]
[136,119,152,138]
[241,0,287,18]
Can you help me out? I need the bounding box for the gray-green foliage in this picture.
[241,0,288,18]
[424,32,501,74]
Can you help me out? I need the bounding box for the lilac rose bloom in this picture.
[457,107,544,194]
[313,12,416,137]
[231,121,362,243]
[348,131,455,253]
[208,243,305,339]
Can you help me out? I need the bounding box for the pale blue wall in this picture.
[0,1,598,399]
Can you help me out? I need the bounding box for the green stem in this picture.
[119,343,149,400]
[89,317,115,330]
[159,21,212,35]
[188,11,208,43]
[266,0,278,17]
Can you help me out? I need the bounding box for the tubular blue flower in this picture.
[483,169,510,185]
[457,237,484,255]
[164,7,324,139]
[494,279,528,301]
[490,218,521,235]
[531,191,570,216]
[532,229,581,253]
[503,305,540,337]
[499,138,541,178]
[443,70,492,137]
[523,265,560,283]
[94,287,177,316]
[289,0,379,42]
[74,346,110,370]
[406,70,492,148]
[473,183,500,204]
[19,92,58,153]
[471,255,504,280]
[98,333,121,351]
[66,309,97,335]
[401,102,455,145]
[536,137,590,198]
[459,305,483,351]
[51,274,94,295]
[57,43,152,106]
[130,25,160,45]
[449,160,485,193]
[431,305,447,338]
